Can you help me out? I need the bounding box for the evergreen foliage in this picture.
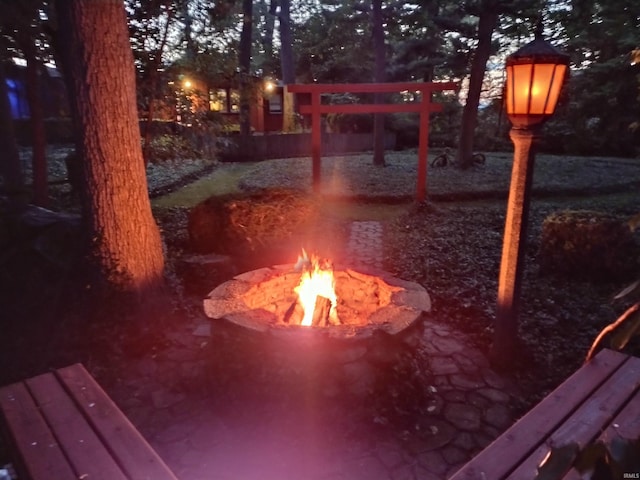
[1,1,639,157]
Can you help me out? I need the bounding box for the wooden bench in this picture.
[450,348,640,479]
[0,363,179,480]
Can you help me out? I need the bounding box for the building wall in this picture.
[5,64,70,120]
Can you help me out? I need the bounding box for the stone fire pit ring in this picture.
[204,264,431,396]
[204,264,431,340]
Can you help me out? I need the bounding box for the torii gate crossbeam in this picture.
[286,82,458,202]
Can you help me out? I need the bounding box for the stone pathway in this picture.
[101,220,514,480]
[346,221,385,270]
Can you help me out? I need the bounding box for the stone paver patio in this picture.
[105,220,514,480]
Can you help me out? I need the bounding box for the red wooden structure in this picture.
[286,82,457,201]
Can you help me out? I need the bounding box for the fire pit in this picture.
[204,254,431,396]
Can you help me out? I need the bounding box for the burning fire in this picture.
[294,250,340,327]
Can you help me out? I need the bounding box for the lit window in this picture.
[209,88,227,112]
[230,89,240,112]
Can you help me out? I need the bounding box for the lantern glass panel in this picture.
[543,64,567,114]
[506,63,534,115]
[529,64,566,114]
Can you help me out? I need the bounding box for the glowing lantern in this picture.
[504,24,569,127]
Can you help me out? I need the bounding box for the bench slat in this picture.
[0,382,77,480]
[598,387,640,442]
[449,348,629,480]
[557,389,640,480]
[56,364,179,480]
[508,354,640,479]
[25,372,129,480]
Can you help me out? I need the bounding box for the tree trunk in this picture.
[456,10,499,169]
[239,0,253,136]
[55,0,165,299]
[371,0,386,166]
[0,49,26,210]
[183,0,196,61]
[279,0,297,132]
[22,33,49,207]
[262,0,277,60]
[142,6,175,165]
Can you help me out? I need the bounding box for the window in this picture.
[209,88,240,113]
[268,93,283,113]
[229,89,240,113]
[209,88,227,112]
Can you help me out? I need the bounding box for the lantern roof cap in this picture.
[506,23,570,66]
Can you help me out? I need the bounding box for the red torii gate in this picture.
[286,82,458,202]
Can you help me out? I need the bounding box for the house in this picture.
[172,72,286,134]
[5,60,291,142]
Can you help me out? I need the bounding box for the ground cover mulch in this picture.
[158,150,640,419]
[383,196,640,417]
[235,152,640,414]
[1,147,640,447]
[238,151,640,200]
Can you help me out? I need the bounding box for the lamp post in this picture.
[491,23,569,369]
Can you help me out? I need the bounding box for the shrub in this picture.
[538,210,640,282]
[585,211,640,361]
[187,188,320,268]
[145,134,201,162]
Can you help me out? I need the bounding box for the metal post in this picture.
[491,125,540,369]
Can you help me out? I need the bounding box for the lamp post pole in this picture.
[492,125,540,367]
[489,21,569,370]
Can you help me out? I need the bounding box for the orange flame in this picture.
[294,250,339,326]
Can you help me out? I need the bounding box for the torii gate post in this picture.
[286,82,458,202]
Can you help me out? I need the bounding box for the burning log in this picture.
[283,300,303,324]
[283,296,341,327]
[312,296,333,327]
[294,250,341,326]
